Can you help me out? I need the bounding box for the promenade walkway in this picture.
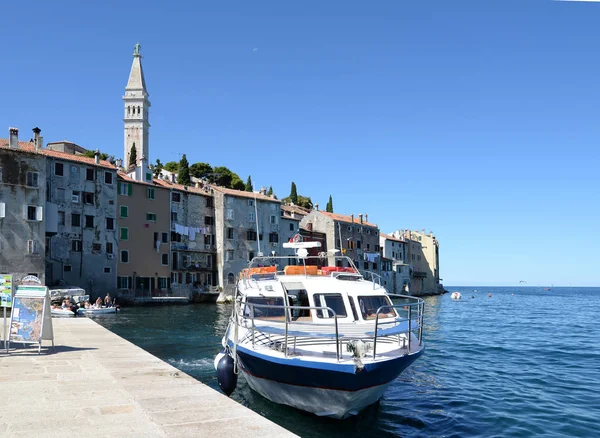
[0,317,296,437]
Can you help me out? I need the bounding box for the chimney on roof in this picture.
[115,158,123,169]
[315,204,318,211]
[365,213,368,223]
[351,214,354,224]
[359,214,363,224]
[94,149,100,164]
[32,127,42,151]
[9,127,18,149]
[170,174,176,183]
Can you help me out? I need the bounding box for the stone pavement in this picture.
[0,317,297,437]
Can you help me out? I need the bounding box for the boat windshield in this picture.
[244,297,285,319]
[313,293,347,319]
[357,296,396,320]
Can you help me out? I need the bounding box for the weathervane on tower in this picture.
[133,42,141,56]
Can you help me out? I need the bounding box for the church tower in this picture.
[123,43,150,170]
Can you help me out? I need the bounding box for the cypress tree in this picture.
[245,175,253,192]
[267,186,273,196]
[178,154,191,186]
[129,144,137,167]
[326,195,334,213]
[290,182,298,204]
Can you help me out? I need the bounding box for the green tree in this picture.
[245,175,253,192]
[129,144,137,167]
[153,159,164,178]
[297,195,313,210]
[164,161,179,172]
[83,150,109,161]
[289,182,298,204]
[326,195,333,213]
[267,186,273,196]
[178,154,191,186]
[211,166,233,187]
[189,162,212,179]
[231,173,245,190]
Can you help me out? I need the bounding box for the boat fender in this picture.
[216,351,237,396]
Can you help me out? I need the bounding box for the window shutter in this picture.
[128,183,133,196]
[23,205,28,219]
[36,206,43,221]
[118,181,121,193]
[0,202,5,218]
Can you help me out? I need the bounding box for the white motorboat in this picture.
[450,292,462,300]
[51,308,75,317]
[215,239,424,419]
[77,306,119,316]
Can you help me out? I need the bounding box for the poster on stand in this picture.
[0,274,13,308]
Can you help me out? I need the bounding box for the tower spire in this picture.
[123,43,151,179]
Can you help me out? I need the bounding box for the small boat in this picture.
[450,292,462,300]
[215,239,424,419]
[544,288,551,291]
[77,306,119,316]
[51,308,75,317]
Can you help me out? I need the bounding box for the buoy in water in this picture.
[488,293,492,298]
[216,350,237,396]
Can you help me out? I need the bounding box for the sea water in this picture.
[96,287,600,437]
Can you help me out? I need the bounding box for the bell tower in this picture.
[123,42,150,170]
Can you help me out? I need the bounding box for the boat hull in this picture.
[77,307,118,316]
[234,344,423,418]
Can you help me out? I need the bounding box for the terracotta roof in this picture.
[212,186,281,203]
[317,211,378,228]
[153,178,211,197]
[0,138,117,170]
[380,232,407,243]
[281,204,311,215]
[117,171,168,188]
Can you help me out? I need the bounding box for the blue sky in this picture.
[2,0,599,286]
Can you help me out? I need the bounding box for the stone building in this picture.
[280,204,309,258]
[0,128,47,283]
[44,143,118,296]
[213,187,281,290]
[299,211,380,273]
[392,229,441,295]
[116,173,171,299]
[379,232,410,294]
[154,179,217,293]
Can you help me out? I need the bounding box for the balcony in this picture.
[412,271,427,278]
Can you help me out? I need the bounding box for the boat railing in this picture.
[240,294,424,362]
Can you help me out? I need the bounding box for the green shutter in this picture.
[118,181,121,194]
[120,206,128,218]
[128,183,133,196]
[120,228,128,240]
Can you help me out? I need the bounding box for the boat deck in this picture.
[0,317,296,437]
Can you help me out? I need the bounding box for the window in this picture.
[106,217,115,230]
[158,277,168,289]
[226,209,234,220]
[63,265,72,272]
[26,206,36,221]
[226,228,234,239]
[357,240,362,249]
[104,172,113,185]
[172,192,181,202]
[119,182,132,196]
[161,233,168,243]
[146,213,157,222]
[92,243,102,253]
[269,233,279,243]
[248,211,255,222]
[248,251,255,261]
[314,294,347,319]
[104,267,111,274]
[270,215,277,225]
[85,215,94,228]
[204,234,211,245]
[120,250,129,263]
[118,276,132,288]
[161,254,169,265]
[171,232,181,243]
[364,261,369,270]
[146,172,152,181]
[71,213,81,227]
[55,163,64,176]
[372,262,377,270]
[26,240,39,254]
[289,223,294,231]
[205,216,214,225]
[248,199,254,207]
[226,250,234,261]
[147,188,155,200]
[84,192,94,205]
[366,243,370,251]
[56,188,65,201]
[106,242,113,254]
[72,191,80,203]
[120,206,128,218]
[206,198,214,208]
[120,228,129,240]
[247,230,257,241]
[71,240,82,252]
[357,296,396,320]
[347,240,355,250]
[171,211,177,222]
[26,172,39,187]
[86,168,95,181]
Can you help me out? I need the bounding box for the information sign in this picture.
[8,284,54,354]
[0,274,12,308]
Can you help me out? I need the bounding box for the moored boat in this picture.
[215,239,424,419]
[51,308,75,317]
[450,292,462,300]
[77,306,119,316]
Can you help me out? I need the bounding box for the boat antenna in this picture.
[254,190,262,256]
